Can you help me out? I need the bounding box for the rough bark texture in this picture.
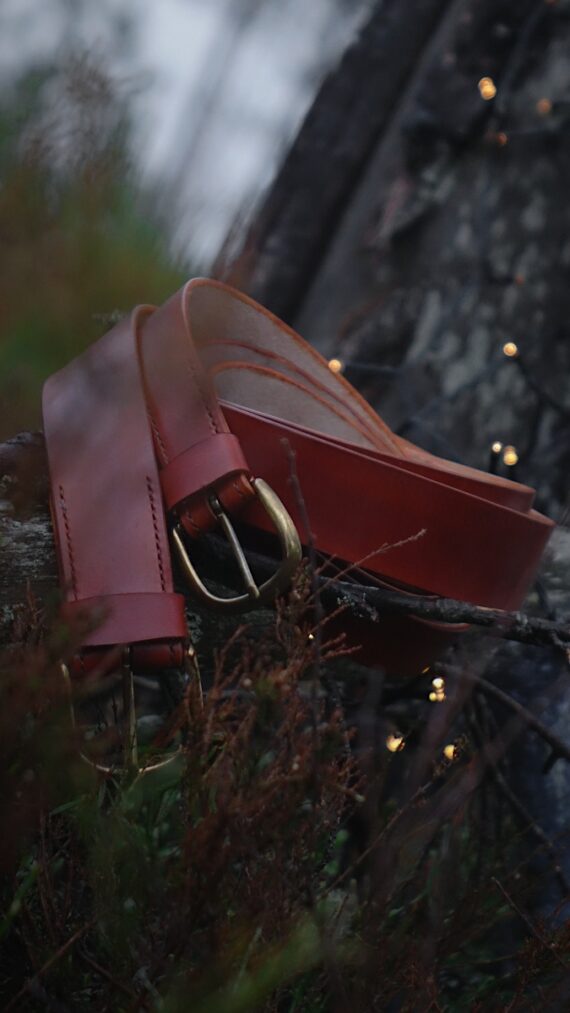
[233,0,570,518]
[223,0,454,318]
[226,0,570,901]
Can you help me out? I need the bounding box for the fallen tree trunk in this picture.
[2,431,568,655]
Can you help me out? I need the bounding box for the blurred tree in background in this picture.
[0,53,188,439]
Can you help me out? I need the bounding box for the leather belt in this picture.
[42,278,554,676]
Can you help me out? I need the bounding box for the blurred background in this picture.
[1,0,570,525]
[0,0,371,436]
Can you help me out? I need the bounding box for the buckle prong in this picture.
[172,477,302,613]
[209,494,260,600]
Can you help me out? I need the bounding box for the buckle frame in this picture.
[61,645,201,778]
[171,477,302,613]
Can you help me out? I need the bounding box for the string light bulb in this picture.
[431,676,444,690]
[487,130,508,147]
[386,734,405,753]
[328,358,343,374]
[478,77,497,101]
[489,440,503,474]
[502,341,519,358]
[443,743,457,761]
[503,445,519,467]
[536,98,553,116]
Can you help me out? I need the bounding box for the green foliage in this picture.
[0,54,189,439]
[0,595,356,1010]
[3,587,570,1011]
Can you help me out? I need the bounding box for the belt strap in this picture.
[42,278,554,673]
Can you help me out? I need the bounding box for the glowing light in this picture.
[485,130,508,147]
[308,633,314,641]
[492,441,503,454]
[503,445,519,467]
[502,341,519,358]
[478,77,497,101]
[443,744,457,761]
[422,665,431,674]
[328,358,343,374]
[386,734,405,753]
[536,98,553,116]
[429,692,438,702]
[432,676,444,690]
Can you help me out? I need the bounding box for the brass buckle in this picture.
[171,477,302,613]
[61,646,202,778]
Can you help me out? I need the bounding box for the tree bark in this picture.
[229,0,569,519]
[221,0,455,318]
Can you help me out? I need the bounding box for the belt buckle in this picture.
[171,478,302,613]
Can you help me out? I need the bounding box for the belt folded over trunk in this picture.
[42,278,554,675]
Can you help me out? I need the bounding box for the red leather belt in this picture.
[42,279,554,675]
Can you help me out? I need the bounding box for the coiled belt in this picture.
[42,279,554,675]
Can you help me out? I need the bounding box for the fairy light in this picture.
[503,445,519,467]
[536,98,552,116]
[489,440,503,475]
[443,743,457,761]
[487,130,508,147]
[386,734,405,753]
[328,358,343,374]
[478,77,497,101]
[502,341,519,358]
[427,674,446,702]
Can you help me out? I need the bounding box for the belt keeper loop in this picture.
[159,432,250,512]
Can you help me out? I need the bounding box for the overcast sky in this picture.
[0,0,371,262]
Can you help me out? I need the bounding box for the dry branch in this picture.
[1,432,567,657]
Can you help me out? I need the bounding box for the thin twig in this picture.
[332,581,570,649]
[78,950,143,1005]
[437,664,570,767]
[5,919,94,1012]
[203,535,570,651]
[492,877,569,971]
[492,766,570,897]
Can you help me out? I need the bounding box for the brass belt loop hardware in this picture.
[172,477,302,613]
[61,651,185,778]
